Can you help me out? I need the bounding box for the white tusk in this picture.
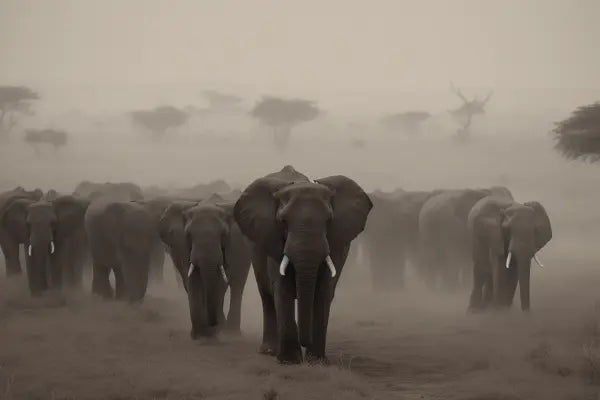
[187,263,195,278]
[219,265,229,284]
[50,241,55,254]
[533,254,544,268]
[325,255,337,278]
[279,255,290,276]
[505,252,512,269]
[28,244,32,257]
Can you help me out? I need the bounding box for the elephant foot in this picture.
[466,305,484,314]
[277,348,303,365]
[258,343,277,356]
[305,352,329,366]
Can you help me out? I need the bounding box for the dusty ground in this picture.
[1,240,599,400]
[1,128,600,399]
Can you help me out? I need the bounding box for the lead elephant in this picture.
[361,189,442,291]
[467,196,552,311]
[85,197,170,302]
[1,194,90,295]
[417,187,513,291]
[234,166,372,364]
[159,194,252,338]
[0,188,44,277]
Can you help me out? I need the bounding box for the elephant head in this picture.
[159,198,244,337]
[470,198,551,310]
[234,175,372,347]
[2,195,90,294]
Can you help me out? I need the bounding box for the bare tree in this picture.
[381,111,431,135]
[250,96,320,149]
[130,106,189,138]
[24,128,68,154]
[0,86,39,139]
[448,82,492,142]
[553,102,600,162]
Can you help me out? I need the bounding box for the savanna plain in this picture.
[1,122,599,400]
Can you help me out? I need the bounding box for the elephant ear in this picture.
[524,201,552,252]
[158,202,195,246]
[53,195,90,238]
[2,198,34,243]
[315,175,373,245]
[233,177,291,259]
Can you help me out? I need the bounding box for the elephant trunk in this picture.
[200,264,221,326]
[295,262,319,347]
[518,255,531,311]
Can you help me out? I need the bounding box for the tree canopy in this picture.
[24,128,68,148]
[250,96,320,128]
[553,102,600,162]
[130,106,189,137]
[0,86,39,137]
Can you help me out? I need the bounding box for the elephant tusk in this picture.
[219,265,229,284]
[279,255,290,276]
[187,263,195,278]
[325,255,337,278]
[533,254,544,268]
[505,252,512,269]
[28,244,32,257]
[50,241,55,254]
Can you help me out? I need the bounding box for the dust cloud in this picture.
[1,1,600,399]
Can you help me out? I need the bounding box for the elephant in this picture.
[85,197,171,302]
[158,194,252,338]
[361,189,442,291]
[73,181,144,202]
[0,187,44,277]
[1,194,90,295]
[417,187,513,292]
[234,165,372,364]
[467,196,552,311]
[75,181,169,285]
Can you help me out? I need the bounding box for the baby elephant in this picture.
[467,196,552,312]
[159,197,252,339]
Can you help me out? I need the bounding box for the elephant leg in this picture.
[113,266,128,301]
[225,284,243,334]
[120,251,150,303]
[274,276,302,364]
[468,260,487,311]
[2,240,22,277]
[148,245,165,285]
[257,288,277,355]
[92,262,113,299]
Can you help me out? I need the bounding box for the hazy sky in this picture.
[1,0,598,90]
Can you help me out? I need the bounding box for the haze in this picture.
[2,0,600,114]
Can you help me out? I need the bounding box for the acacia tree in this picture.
[448,82,492,143]
[0,86,39,139]
[250,96,320,149]
[381,111,431,135]
[130,106,189,138]
[553,102,600,162]
[24,128,68,153]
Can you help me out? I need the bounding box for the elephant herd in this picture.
[358,185,552,312]
[0,166,552,364]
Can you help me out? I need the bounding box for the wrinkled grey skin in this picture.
[360,189,442,291]
[468,196,552,311]
[0,187,44,277]
[85,197,170,302]
[159,194,252,339]
[417,187,513,292]
[2,194,90,295]
[234,166,372,364]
